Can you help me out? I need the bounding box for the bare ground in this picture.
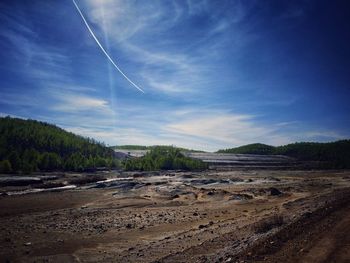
[0,170,349,263]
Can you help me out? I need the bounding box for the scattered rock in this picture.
[270,188,282,196]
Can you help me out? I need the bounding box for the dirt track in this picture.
[223,188,350,263]
[0,170,349,262]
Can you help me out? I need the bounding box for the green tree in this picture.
[123,146,207,171]
[22,161,35,174]
[39,152,61,171]
[0,160,12,173]
[22,149,39,172]
[8,151,20,171]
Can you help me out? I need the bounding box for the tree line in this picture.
[123,146,208,171]
[0,117,120,174]
[217,140,350,168]
[112,145,204,153]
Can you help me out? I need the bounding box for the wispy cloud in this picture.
[0,91,40,107]
[54,101,346,151]
[1,0,348,151]
[0,20,71,84]
[51,92,111,113]
[83,0,236,95]
[163,110,288,149]
[0,7,114,117]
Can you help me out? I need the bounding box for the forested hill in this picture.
[217,143,275,155]
[218,140,350,168]
[0,116,119,173]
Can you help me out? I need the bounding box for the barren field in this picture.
[1,169,350,263]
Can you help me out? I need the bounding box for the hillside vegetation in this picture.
[217,143,275,155]
[124,146,208,171]
[218,140,350,168]
[0,117,119,173]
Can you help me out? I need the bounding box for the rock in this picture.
[270,188,282,196]
[265,176,281,182]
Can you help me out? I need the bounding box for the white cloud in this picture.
[51,92,111,113]
[164,111,283,149]
[53,104,287,151]
[86,0,171,42]
[46,103,348,151]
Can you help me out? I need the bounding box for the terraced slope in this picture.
[184,152,298,170]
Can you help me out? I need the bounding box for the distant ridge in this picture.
[217,143,275,155]
[112,145,204,153]
[217,140,350,168]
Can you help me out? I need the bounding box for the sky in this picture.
[0,0,350,151]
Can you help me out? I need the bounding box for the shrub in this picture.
[123,146,207,171]
[0,160,12,173]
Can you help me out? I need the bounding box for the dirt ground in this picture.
[0,170,349,263]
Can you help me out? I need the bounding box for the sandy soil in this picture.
[0,170,349,263]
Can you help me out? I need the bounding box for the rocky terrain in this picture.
[0,168,349,262]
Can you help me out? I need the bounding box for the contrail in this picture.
[72,0,145,93]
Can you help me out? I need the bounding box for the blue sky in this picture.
[0,0,350,151]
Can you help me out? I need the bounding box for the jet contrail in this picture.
[72,0,145,93]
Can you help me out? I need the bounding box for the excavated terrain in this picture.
[0,169,349,263]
